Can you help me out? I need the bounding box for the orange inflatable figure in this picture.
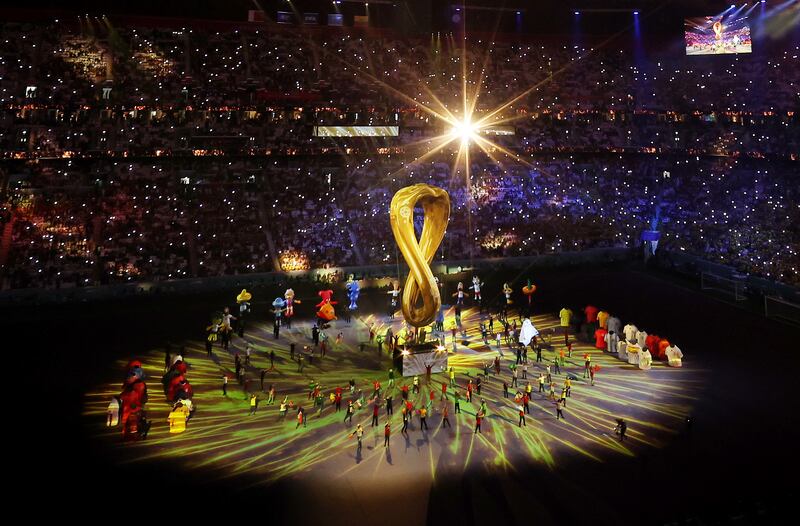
[318,302,337,321]
[316,289,337,321]
[522,280,537,306]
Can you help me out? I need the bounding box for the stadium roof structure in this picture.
[0,0,734,21]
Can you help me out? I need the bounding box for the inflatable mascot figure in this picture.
[272,297,287,324]
[522,280,537,306]
[162,354,193,404]
[118,360,148,439]
[453,281,465,306]
[236,289,252,316]
[284,288,300,318]
[346,275,360,311]
[316,289,337,322]
[470,275,483,304]
[387,281,401,318]
[503,282,514,305]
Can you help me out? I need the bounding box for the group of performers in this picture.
[105,273,685,445]
[206,275,540,332]
[107,360,150,440]
[107,348,198,439]
[559,304,684,369]
[447,276,536,317]
[452,276,488,306]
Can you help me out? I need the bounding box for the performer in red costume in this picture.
[316,289,338,322]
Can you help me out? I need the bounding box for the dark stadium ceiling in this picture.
[0,0,735,20]
[3,0,770,36]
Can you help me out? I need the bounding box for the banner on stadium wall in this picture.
[313,126,399,137]
[276,11,293,24]
[328,14,344,26]
[354,15,369,27]
[304,13,319,25]
[481,125,515,136]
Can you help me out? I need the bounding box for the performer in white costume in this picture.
[606,315,621,336]
[626,342,641,365]
[636,329,648,348]
[605,330,619,355]
[665,344,684,367]
[639,348,653,370]
[623,323,638,342]
[617,339,628,361]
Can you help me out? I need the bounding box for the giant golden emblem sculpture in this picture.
[389,184,451,328]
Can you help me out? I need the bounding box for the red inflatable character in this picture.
[584,305,599,324]
[172,360,188,376]
[119,360,148,438]
[645,334,661,355]
[162,357,193,403]
[167,375,194,402]
[316,289,337,322]
[657,338,670,360]
[594,328,608,350]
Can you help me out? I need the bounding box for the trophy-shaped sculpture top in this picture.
[389,184,450,328]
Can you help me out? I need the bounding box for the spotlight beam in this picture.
[385,134,461,180]
[318,45,454,126]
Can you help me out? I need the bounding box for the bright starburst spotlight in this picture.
[451,117,478,144]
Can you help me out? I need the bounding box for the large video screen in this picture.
[685,16,752,55]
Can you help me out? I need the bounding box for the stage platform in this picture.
[84,306,703,488]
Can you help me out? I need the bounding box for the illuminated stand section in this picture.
[389,184,451,377]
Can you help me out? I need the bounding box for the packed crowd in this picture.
[0,22,797,158]
[0,20,797,290]
[2,152,797,289]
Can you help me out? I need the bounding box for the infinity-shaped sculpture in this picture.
[389,184,451,327]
